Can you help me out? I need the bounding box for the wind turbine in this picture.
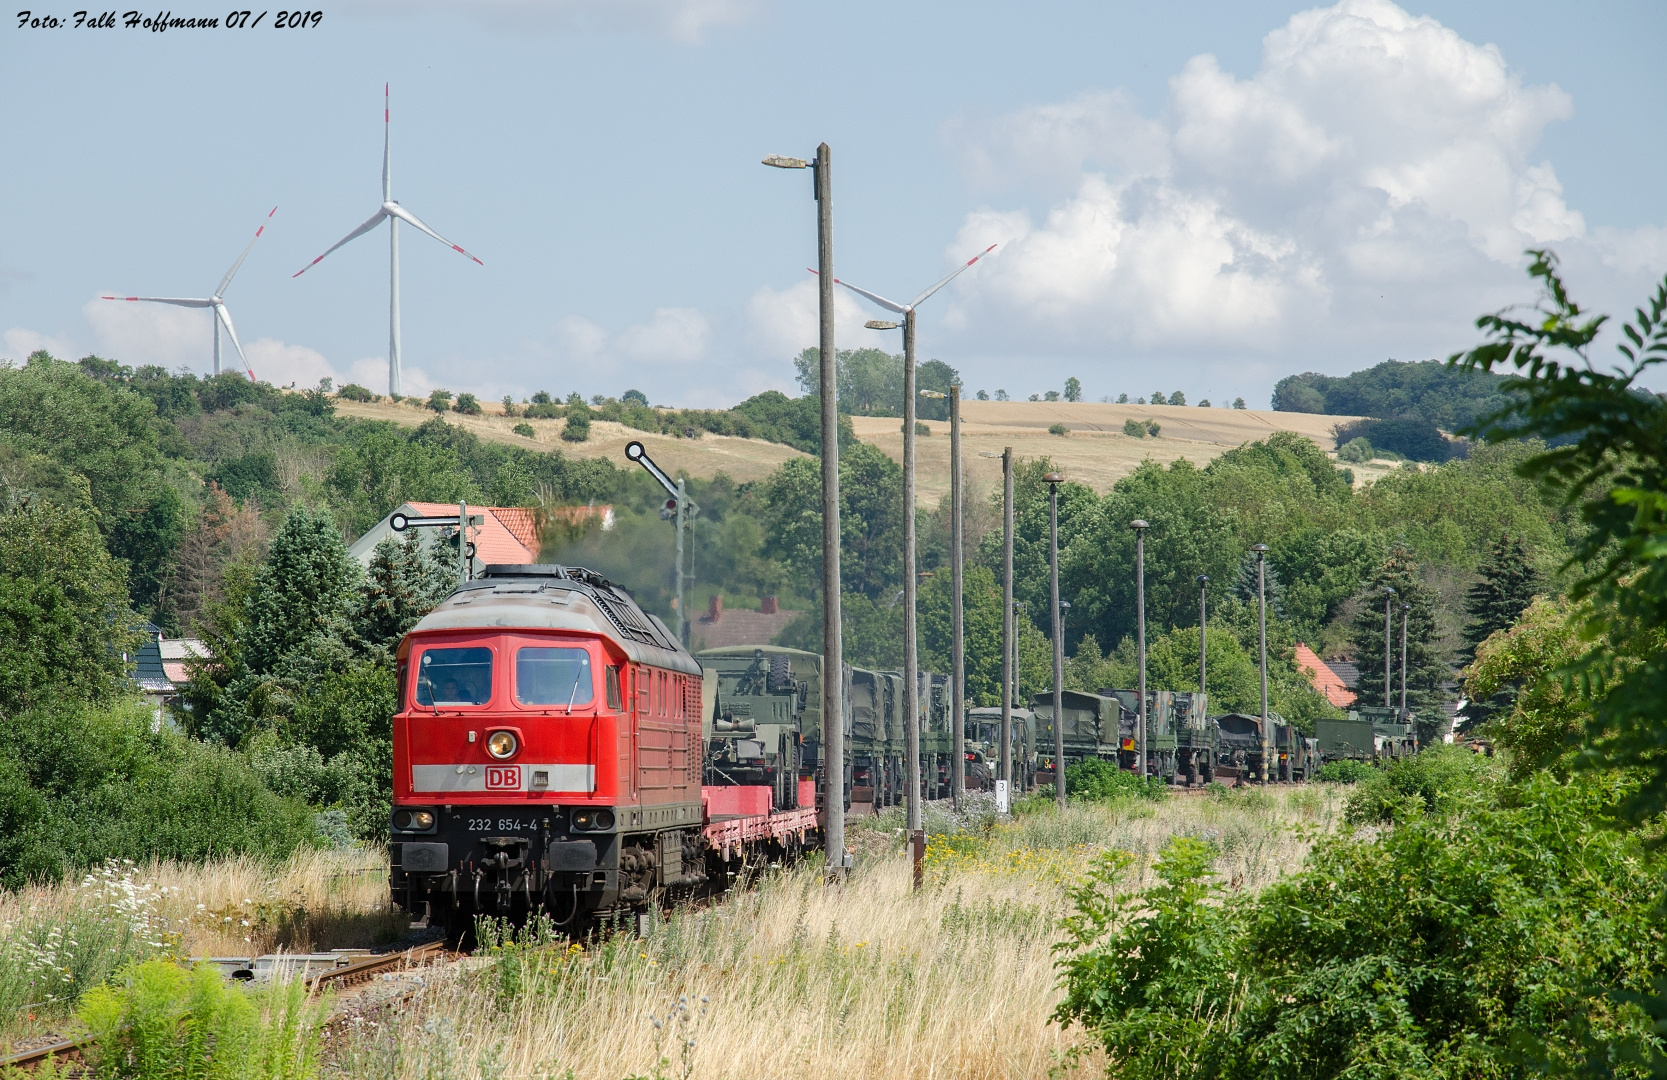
[101,206,275,380]
[293,84,482,399]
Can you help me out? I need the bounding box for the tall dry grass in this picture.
[333,786,1344,1080]
[0,846,401,1047]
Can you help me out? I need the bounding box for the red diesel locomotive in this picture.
[388,562,817,937]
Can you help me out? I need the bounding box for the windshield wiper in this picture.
[564,669,585,714]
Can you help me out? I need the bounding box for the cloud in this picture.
[337,0,760,42]
[942,0,1663,368]
[2,327,79,363]
[743,278,900,368]
[615,307,711,365]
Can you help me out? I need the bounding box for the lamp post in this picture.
[1000,447,1015,792]
[1252,543,1270,784]
[1197,575,1209,697]
[1382,587,1396,709]
[762,146,844,880]
[1400,602,1412,746]
[833,248,994,828]
[1044,471,1066,809]
[950,385,965,808]
[1132,520,1150,777]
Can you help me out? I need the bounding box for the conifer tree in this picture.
[1348,545,1447,714]
[1462,533,1542,658]
[1233,550,1286,621]
[353,534,455,654]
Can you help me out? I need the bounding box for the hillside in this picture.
[341,396,1378,502]
[333,397,805,485]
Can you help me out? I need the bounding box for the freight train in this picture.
[384,561,1420,937]
[385,574,966,939]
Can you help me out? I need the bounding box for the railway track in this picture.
[0,939,456,1073]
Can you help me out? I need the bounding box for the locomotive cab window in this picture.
[416,647,493,706]
[605,666,623,710]
[516,647,594,707]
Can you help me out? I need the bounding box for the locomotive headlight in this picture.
[391,808,437,833]
[486,730,519,759]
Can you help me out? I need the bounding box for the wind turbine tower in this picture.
[294,84,482,399]
[102,206,275,380]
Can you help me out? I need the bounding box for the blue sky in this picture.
[3,0,1664,408]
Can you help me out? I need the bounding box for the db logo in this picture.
[484,765,521,790]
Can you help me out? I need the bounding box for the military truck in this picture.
[1031,690,1124,781]
[966,706,1036,792]
[696,646,820,810]
[1353,706,1417,760]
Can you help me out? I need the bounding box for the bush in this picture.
[336,383,373,402]
[452,392,481,416]
[1315,758,1374,783]
[1169,391,1186,407]
[1344,744,1502,824]
[1337,435,1373,463]
[562,405,591,442]
[1056,772,1667,1077]
[425,389,452,413]
[1048,423,1069,436]
[0,701,318,886]
[1151,391,1167,405]
[1334,416,1457,463]
[1063,758,1167,803]
[80,958,328,1079]
[524,401,563,420]
[512,422,536,438]
[500,395,518,417]
[901,420,930,436]
[1122,418,1146,438]
[1145,419,1161,437]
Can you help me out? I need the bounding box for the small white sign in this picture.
[995,780,1010,813]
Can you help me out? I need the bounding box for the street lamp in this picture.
[1251,543,1270,784]
[1131,520,1150,777]
[1000,446,1015,796]
[1196,574,1209,698]
[1044,471,1067,809]
[1400,602,1412,745]
[1382,587,1396,709]
[831,250,995,828]
[762,145,845,880]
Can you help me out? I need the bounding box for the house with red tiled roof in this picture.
[347,502,613,578]
[1294,642,1357,708]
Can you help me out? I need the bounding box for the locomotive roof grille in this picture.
[477,563,669,649]
[591,592,663,647]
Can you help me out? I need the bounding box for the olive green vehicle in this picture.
[1030,690,1125,775]
[696,645,826,810]
[1352,706,1418,760]
[965,706,1036,792]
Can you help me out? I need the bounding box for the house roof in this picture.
[401,502,542,566]
[1294,642,1358,708]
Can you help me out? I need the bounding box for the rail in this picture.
[0,940,453,1073]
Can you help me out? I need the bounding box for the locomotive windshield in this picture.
[416,647,493,706]
[515,647,594,706]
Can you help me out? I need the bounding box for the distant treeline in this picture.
[1272,359,1515,461]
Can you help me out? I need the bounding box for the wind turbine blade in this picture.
[807,269,907,314]
[213,301,255,380]
[385,204,483,265]
[908,243,999,309]
[382,82,391,203]
[101,295,213,308]
[216,206,277,297]
[292,209,388,277]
